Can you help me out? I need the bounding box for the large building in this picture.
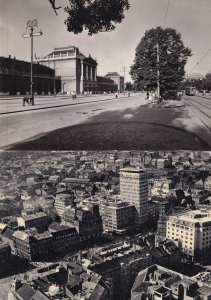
[120,168,149,224]
[17,212,48,233]
[166,209,211,262]
[0,56,61,95]
[54,191,75,219]
[63,204,103,241]
[101,201,135,233]
[12,230,53,261]
[131,264,211,300]
[35,45,98,94]
[105,72,124,92]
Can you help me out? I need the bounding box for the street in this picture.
[0,93,211,150]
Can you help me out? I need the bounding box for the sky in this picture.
[1,0,211,81]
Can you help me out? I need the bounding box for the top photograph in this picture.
[0,0,211,150]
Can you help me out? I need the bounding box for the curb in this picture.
[0,94,140,115]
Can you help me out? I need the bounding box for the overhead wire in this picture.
[163,0,170,27]
[189,48,211,74]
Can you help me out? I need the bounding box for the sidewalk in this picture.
[0,93,138,115]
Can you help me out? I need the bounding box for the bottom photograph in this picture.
[0,150,211,300]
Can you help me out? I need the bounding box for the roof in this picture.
[19,212,47,221]
[12,230,29,241]
[16,283,36,300]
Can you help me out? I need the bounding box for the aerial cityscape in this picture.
[0,150,211,299]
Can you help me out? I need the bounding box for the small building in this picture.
[105,72,124,93]
[96,76,118,93]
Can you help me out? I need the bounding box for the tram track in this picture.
[183,96,211,133]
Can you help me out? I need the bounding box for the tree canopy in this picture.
[130,27,192,98]
[49,0,130,35]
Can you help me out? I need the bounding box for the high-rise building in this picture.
[166,209,211,262]
[120,168,149,224]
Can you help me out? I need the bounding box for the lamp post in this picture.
[121,66,127,95]
[22,19,42,105]
[156,42,160,101]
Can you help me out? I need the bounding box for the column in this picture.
[86,65,88,80]
[90,66,93,82]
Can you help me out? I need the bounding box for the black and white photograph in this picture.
[1,1,211,299]
[0,0,211,150]
[0,150,211,300]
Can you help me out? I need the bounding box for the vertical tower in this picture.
[120,168,149,224]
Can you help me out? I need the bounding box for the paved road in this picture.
[0,93,128,114]
[1,93,211,149]
[0,93,144,148]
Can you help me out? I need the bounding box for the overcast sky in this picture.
[1,0,211,81]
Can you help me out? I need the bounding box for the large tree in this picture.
[49,0,130,35]
[130,27,192,98]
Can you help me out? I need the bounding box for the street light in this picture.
[22,19,43,105]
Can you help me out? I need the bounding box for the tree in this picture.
[49,0,130,35]
[125,81,133,91]
[130,27,192,99]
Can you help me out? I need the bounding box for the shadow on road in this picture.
[5,105,210,150]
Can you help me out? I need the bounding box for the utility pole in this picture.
[22,20,42,105]
[156,42,160,101]
[121,66,127,95]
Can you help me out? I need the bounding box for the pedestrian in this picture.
[72,91,76,100]
[146,91,149,99]
[148,92,152,102]
[115,92,118,99]
[128,92,130,97]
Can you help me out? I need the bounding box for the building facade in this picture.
[0,56,61,95]
[17,212,48,233]
[101,201,135,232]
[96,76,118,93]
[35,45,98,94]
[63,204,103,241]
[166,209,211,262]
[105,72,124,92]
[12,230,53,261]
[120,168,149,224]
[54,192,75,219]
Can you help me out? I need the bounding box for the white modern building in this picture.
[120,168,149,224]
[166,209,211,261]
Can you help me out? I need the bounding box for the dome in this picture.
[49,284,60,296]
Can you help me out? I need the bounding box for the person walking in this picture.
[115,92,118,99]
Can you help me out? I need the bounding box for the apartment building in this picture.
[166,209,211,262]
